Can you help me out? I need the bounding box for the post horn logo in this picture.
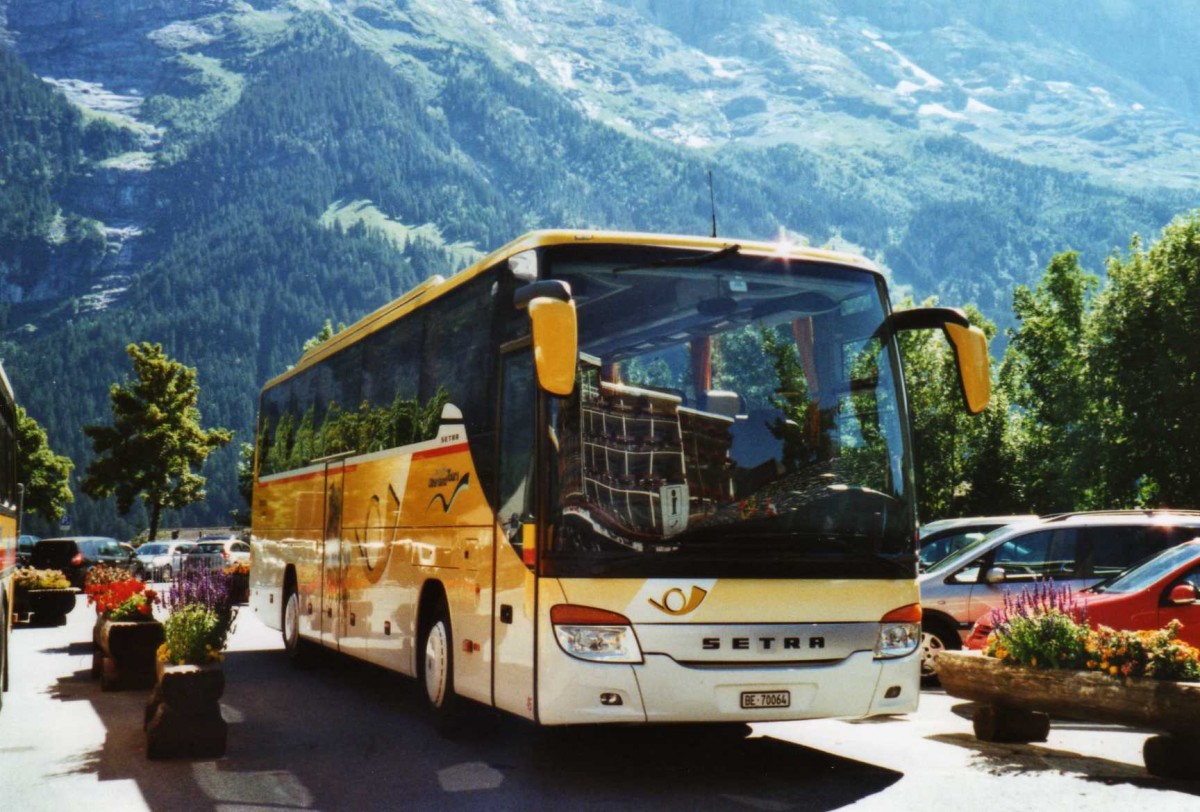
[648,585,708,616]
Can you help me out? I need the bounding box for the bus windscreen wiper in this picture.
[611,244,742,274]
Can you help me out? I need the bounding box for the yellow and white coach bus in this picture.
[250,230,989,727]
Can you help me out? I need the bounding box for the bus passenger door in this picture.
[493,349,538,720]
[322,458,346,650]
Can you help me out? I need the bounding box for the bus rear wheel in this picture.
[420,599,462,735]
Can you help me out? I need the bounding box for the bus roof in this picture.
[265,229,881,391]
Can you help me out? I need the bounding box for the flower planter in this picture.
[91,616,165,691]
[227,571,249,604]
[18,588,79,626]
[144,661,227,759]
[938,650,1200,780]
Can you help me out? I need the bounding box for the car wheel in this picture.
[920,620,962,685]
[419,597,462,735]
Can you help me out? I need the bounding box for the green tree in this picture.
[232,441,255,527]
[15,405,74,523]
[82,343,233,541]
[897,298,1010,520]
[1087,212,1200,506]
[302,319,347,353]
[1001,251,1097,512]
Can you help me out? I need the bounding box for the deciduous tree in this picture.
[1001,251,1096,512]
[897,298,1011,520]
[1087,212,1200,506]
[15,405,74,524]
[82,343,232,541]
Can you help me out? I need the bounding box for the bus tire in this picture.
[282,579,313,667]
[420,597,462,736]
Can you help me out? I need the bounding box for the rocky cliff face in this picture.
[2,0,1198,310]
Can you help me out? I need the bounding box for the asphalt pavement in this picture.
[1,594,1198,811]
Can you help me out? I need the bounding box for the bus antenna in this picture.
[708,170,718,238]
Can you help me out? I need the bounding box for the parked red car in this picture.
[966,540,1200,649]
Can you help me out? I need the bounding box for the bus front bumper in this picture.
[537,649,919,725]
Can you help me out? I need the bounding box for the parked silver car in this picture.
[919,510,1200,681]
[918,515,1036,570]
[183,537,251,572]
[132,540,196,582]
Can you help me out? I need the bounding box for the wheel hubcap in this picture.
[920,632,945,676]
[424,621,449,708]
[284,593,300,651]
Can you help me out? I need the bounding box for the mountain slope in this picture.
[0,0,1194,534]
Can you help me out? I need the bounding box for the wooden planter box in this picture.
[228,571,249,604]
[938,650,1200,779]
[144,661,227,759]
[91,616,165,691]
[16,588,78,625]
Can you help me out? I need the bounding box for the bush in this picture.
[84,564,134,590]
[14,567,70,590]
[985,580,1089,669]
[159,567,238,664]
[158,604,224,665]
[85,572,157,620]
[985,581,1200,681]
[166,566,237,642]
[107,588,158,621]
[1085,621,1200,681]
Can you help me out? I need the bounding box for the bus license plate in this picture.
[741,690,790,709]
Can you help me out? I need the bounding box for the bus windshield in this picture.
[542,243,915,579]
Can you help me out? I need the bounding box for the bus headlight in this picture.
[875,603,922,659]
[550,605,643,664]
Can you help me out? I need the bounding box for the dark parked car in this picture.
[31,536,135,588]
[16,534,40,567]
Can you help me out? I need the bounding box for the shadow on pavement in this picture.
[45,642,900,811]
[928,731,1200,797]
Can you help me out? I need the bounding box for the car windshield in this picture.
[194,543,225,553]
[140,544,164,555]
[1089,543,1200,595]
[918,529,992,569]
[541,243,915,579]
[923,524,1020,574]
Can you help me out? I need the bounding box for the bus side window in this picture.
[498,351,536,563]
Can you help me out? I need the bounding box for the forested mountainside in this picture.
[0,0,1196,535]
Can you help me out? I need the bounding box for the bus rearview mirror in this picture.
[943,322,990,415]
[515,280,577,396]
[891,306,991,415]
[528,298,577,396]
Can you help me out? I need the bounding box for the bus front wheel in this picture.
[420,599,462,735]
